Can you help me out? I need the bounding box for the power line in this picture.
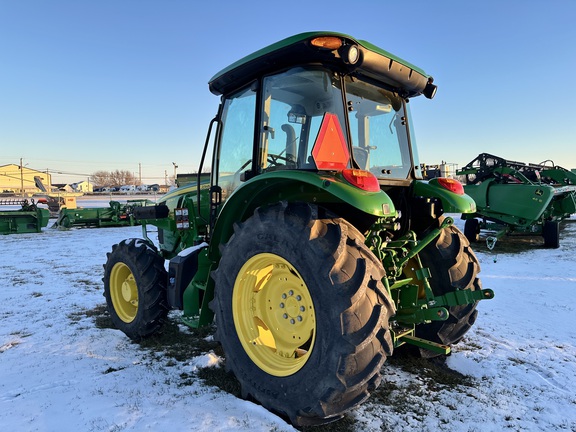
[46,168,92,177]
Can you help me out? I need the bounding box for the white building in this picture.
[71,180,93,193]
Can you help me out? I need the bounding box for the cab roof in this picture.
[208,31,435,99]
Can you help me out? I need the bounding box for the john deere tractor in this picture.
[103,32,493,426]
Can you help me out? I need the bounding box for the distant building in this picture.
[52,183,75,193]
[70,180,93,193]
[0,164,52,195]
[421,162,457,179]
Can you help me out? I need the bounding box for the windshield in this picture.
[259,67,349,171]
[345,77,414,179]
[260,68,415,179]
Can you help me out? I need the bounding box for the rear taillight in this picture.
[342,169,380,192]
[436,177,464,195]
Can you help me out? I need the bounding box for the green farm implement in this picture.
[54,199,152,228]
[0,199,50,234]
[103,32,493,426]
[458,153,576,248]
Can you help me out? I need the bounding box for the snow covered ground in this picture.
[1,202,575,431]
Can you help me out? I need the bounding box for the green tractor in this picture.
[103,32,493,426]
[458,153,576,249]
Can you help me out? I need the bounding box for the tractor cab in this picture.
[201,33,444,233]
[212,65,421,198]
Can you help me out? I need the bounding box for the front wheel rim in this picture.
[232,253,316,377]
[110,262,139,323]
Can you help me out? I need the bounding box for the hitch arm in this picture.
[434,288,495,307]
[396,216,454,269]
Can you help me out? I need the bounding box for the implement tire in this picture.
[103,238,168,340]
[415,219,482,357]
[210,202,395,427]
[542,220,560,249]
[464,218,480,243]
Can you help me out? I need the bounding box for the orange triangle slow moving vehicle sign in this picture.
[312,113,349,171]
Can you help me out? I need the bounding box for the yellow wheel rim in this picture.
[233,253,316,376]
[110,262,139,323]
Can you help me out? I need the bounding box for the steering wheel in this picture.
[267,153,296,168]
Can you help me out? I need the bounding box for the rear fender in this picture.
[208,170,397,262]
[412,179,476,214]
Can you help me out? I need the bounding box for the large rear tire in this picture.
[210,202,395,427]
[103,238,168,340]
[415,219,482,357]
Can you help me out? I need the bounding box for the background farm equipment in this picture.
[54,199,153,228]
[458,153,576,248]
[103,32,493,426]
[0,199,50,234]
[32,175,84,217]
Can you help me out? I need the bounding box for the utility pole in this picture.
[172,162,178,186]
[20,158,24,196]
[164,170,168,188]
[138,163,142,185]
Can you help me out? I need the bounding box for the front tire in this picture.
[103,238,168,340]
[415,219,482,357]
[210,202,395,427]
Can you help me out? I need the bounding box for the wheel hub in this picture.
[280,291,306,323]
[233,253,316,376]
[121,278,137,302]
[110,262,138,323]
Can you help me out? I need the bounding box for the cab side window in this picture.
[216,86,256,200]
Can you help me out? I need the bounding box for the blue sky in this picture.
[1,0,575,184]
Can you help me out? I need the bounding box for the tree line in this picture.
[90,170,137,187]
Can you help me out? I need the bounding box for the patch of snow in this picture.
[178,242,209,257]
[0,212,574,431]
[186,352,223,372]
